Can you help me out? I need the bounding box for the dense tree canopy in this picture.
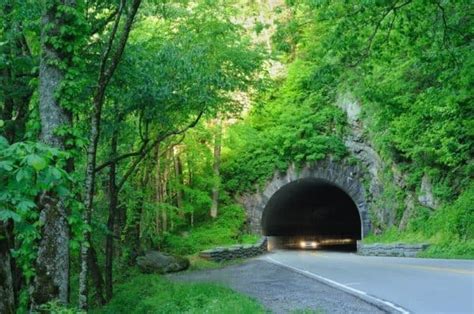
[0,0,472,312]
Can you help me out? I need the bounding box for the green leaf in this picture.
[0,160,14,171]
[27,154,47,171]
[55,185,69,197]
[0,136,8,148]
[0,209,22,222]
[17,200,36,213]
[16,168,32,182]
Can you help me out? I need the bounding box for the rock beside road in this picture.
[137,251,190,274]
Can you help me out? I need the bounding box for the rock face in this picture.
[200,237,268,262]
[418,174,438,209]
[337,93,384,200]
[357,242,429,257]
[137,251,190,274]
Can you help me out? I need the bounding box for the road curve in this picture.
[263,250,474,314]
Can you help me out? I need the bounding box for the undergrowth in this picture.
[92,274,266,314]
[363,184,474,259]
[163,204,259,255]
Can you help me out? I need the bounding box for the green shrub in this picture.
[221,60,347,194]
[364,185,474,259]
[93,274,265,314]
[37,300,83,314]
[163,204,254,255]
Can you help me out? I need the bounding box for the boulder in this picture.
[136,251,189,274]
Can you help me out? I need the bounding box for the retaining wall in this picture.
[357,241,429,257]
[199,237,267,262]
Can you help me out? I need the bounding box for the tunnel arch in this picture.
[261,178,362,239]
[239,159,371,238]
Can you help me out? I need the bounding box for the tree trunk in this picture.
[1,68,16,142]
[210,118,222,218]
[129,166,151,262]
[155,145,161,234]
[6,220,22,308]
[0,222,15,314]
[0,1,33,143]
[88,244,105,306]
[79,1,141,309]
[173,146,184,212]
[161,151,170,232]
[131,202,143,263]
[186,155,194,227]
[0,5,34,309]
[31,0,74,308]
[105,131,118,301]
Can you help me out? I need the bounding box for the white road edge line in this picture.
[265,256,410,314]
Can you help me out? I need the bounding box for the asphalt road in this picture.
[264,250,474,314]
[172,259,385,313]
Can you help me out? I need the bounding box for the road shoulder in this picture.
[169,257,387,314]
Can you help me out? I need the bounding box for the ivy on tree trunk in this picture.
[31,0,74,309]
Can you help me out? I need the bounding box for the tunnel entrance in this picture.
[261,178,361,251]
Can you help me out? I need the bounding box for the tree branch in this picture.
[95,110,204,174]
[90,8,119,36]
[349,0,412,67]
[101,0,141,89]
[94,140,148,173]
[435,1,459,66]
[97,0,124,89]
[436,1,449,46]
[116,111,204,192]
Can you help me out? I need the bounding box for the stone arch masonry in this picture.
[238,158,371,238]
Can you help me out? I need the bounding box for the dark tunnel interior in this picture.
[262,178,361,250]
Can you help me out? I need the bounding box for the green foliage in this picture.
[263,0,473,256]
[427,185,474,241]
[37,300,83,314]
[364,185,474,259]
[2,0,472,311]
[0,136,84,279]
[112,2,265,131]
[93,274,265,314]
[163,205,250,255]
[222,60,347,194]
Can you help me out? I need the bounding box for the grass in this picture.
[241,234,260,244]
[164,204,261,256]
[363,228,474,259]
[92,273,266,314]
[363,184,474,260]
[187,254,248,271]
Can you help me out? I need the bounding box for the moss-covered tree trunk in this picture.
[31,0,74,308]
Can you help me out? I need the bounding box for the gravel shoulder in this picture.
[169,256,386,314]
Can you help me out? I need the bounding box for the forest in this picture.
[0,0,472,313]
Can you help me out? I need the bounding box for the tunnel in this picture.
[261,178,362,250]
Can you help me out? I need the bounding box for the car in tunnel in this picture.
[299,240,318,249]
[268,236,357,251]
